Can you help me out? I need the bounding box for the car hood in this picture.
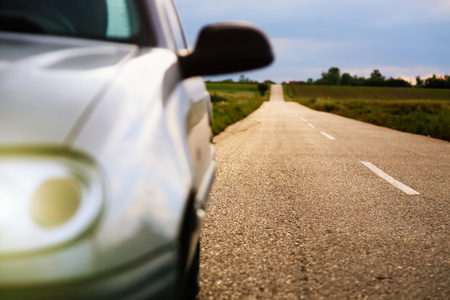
[0,33,138,146]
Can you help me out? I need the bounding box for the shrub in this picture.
[257,83,269,96]
[210,93,227,103]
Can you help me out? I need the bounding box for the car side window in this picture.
[106,0,132,38]
[162,0,188,51]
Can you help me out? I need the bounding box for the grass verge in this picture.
[284,85,450,141]
[206,83,269,135]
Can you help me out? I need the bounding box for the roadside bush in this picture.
[206,83,269,135]
[258,83,269,96]
[210,93,227,103]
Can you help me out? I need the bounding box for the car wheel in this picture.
[184,242,200,300]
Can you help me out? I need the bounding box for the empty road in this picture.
[199,85,449,299]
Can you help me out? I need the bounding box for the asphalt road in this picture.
[198,85,450,299]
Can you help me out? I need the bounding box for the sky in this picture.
[173,0,450,84]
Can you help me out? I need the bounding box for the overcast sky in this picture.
[174,0,450,84]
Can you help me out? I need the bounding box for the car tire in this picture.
[184,242,200,300]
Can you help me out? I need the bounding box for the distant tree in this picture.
[415,76,423,87]
[340,73,352,85]
[239,74,251,82]
[370,69,385,80]
[320,67,341,85]
[263,80,276,85]
[424,74,450,89]
[314,78,325,85]
[424,75,438,88]
[351,75,363,86]
[257,83,269,95]
[281,81,288,85]
[386,77,411,87]
[363,69,387,86]
[303,67,424,88]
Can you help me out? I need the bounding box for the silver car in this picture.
[0,0,273,299]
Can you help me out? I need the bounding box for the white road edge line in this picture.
[361,161,420,195]
[307,123,315,128]
[320,131,336,140]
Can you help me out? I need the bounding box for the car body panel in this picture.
[0,33,213,286]
[0,246,178,299]
[0,0,215,295]
[0,32,138,145]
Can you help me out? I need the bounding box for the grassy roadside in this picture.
[206,83,269,135]
[284,85,450,141]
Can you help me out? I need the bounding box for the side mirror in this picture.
[179,23,274,79]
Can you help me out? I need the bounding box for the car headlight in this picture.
[0,151,104,255]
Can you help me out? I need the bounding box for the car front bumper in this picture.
[0,245,178,300]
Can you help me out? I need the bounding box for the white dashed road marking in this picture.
[361,161,420,195]
[307,123,315,128]
[320,131,336,140]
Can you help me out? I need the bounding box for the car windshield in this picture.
[0,0,152,44]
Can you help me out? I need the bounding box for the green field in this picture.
[284,85,450,141]
[206,83,269,135]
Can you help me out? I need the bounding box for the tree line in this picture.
[303,67,450,89]
[416,74,450,89]
[206,75,274,96]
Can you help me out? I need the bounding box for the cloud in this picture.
[410,0,450,21]
[175,0,305,19]
[272,38,359,62]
